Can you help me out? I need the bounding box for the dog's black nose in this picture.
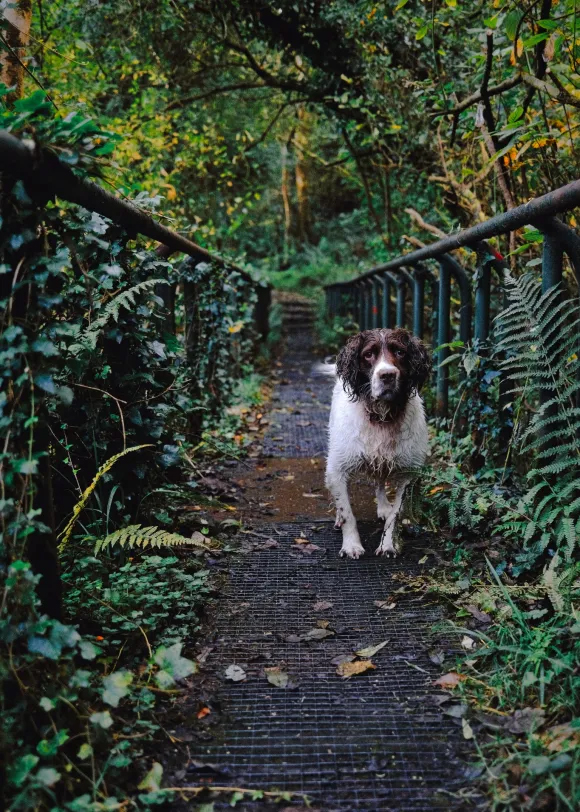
[378,370,397,385]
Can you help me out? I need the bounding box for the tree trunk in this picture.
[280,141,292,265]
[1,0,32,101]
[294,106,314,245]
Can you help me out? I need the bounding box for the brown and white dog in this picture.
[319,328,432,559]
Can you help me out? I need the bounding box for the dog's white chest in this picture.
[327,382,428,474]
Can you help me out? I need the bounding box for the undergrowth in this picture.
[414,270,580,810]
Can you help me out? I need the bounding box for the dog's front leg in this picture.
[326,465,364,559]
[375,476,410,557]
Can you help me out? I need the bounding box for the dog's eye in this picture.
[363,350,375,360]
[394,349,405,358]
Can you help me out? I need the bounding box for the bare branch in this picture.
[430,75,522,117]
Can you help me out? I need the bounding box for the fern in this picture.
[58,444,153,551]
[94,524,210,554]
[494,272,580,563]
[68,279,167,354]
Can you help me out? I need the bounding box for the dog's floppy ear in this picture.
[336,332,366,400]
[407,335,432,393]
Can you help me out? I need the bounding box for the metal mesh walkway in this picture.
[184,312,467,810]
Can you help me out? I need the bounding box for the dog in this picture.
[319,328,432,559]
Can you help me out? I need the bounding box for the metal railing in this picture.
[0,130,271,339]
[325,181,580,415]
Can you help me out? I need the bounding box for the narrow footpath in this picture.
[178,296,469,811]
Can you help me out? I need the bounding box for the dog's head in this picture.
[336,328,432,408]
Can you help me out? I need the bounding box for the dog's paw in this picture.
[375,544,397,558]
[339,538,365,559]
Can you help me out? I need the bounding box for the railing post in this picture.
[411,266,425,338]
[474,245,493,348]
[381,274,391,328]
[363,280,372,329]
[183,276,202,437]
[254,285,271,340]
[395,275,406,328]
[436,259,451,417]
[371,277,380,329]
[541,231,564,293]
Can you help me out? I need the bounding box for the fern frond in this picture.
[58,444,153,551]
[68,279,167,354]
[94,524,211,554]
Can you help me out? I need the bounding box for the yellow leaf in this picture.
[337,660,376,679]
[228,321,244,334]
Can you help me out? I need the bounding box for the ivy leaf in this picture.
[153,642,196,686]
[8,754,39,786]
[138,762,163,792]
[35,767,61,787]
[102,670,133,707]
[79,639,101,660]
[90,710,114,729]
[77,743,93,761]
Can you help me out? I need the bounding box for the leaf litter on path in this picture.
[337,660,376,679]
[265,667,292,689]
[355,640,389,658]
[224,664,246,682]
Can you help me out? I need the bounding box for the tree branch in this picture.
[430,75,522,117]
[165,82,268,111]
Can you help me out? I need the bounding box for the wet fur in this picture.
[324,328,432,559]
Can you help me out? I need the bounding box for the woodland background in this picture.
[1,2,580,811]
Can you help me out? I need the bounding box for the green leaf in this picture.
[79,639,101,660]
[102,670,133,707]
[90,710,114,729]
[138,762,163,792]
[35,767,62,787]
[395,0,410,9]
[8,754,39,786]
[77,743,93,761]
[153,643,196,686]
[528,755,551,775]
[415,25,428,41]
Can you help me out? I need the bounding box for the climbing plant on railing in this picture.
[0,92,262,810]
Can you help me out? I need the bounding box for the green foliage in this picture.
[94,524,209,553]
[0,90,261,811]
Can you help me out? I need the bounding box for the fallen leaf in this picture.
[374,600,396,610]
[296,420,313,427]
[337,660,377,679]
[302,493,323,498]
[428,648,446,666]
[224,665,246,682]
[265,667,289,689]
[467,605,492,623]
[462,718,474,740]
[444,704,468,718]
[316,620,330,629]
[506,707,546,735]
[418,555,428,564]
[461,635,476,650]
[294,537,310,544]
[313,600,333,611]
[433,671,465,689]
[303,628,334,641]
[331,654,355,666]
[197,707,211,719]
[355,640,389,658]
[292,543,321,555]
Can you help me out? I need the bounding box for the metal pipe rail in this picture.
[0,130,270,337]
[325,183,580,416]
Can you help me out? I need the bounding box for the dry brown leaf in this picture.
[336,660,377,679]
[197,706,211,719]
[316,620,330,629]
[313,600,333,611]
[433,671,465,689]
[374,600,396,610]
